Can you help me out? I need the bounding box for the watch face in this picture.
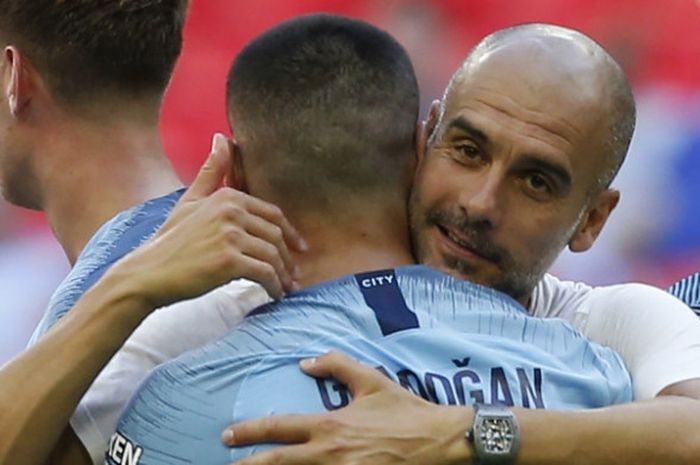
[478,417,516,453]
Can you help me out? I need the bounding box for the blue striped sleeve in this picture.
[668,272,700,317]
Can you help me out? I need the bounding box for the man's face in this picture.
[409,50,616,303]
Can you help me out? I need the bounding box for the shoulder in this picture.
[529,273,594,320]
[584,281,692,330]
[37,191,185,336]
[159,278,272,332]
[80,188,185,266]
[530,276,697,340]
[580,282,700,399]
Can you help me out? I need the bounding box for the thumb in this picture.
[181,133,230,201]
[300,351,386,397]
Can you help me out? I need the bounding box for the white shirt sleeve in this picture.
[69,279,271,465]
[580,283,700,400]
[529,273,597,320]
[531,275,700,401]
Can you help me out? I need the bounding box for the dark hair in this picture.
[0,0,188,107]
[226,14,419,213]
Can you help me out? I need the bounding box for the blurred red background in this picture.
[2,0,700,363]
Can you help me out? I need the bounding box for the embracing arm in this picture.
[223,282,700,465]
[0,266,156,465]
[513,380,700,464]
[0,134,305,465]
[507,283,700,464]
[223,353,700,465]
[0,136,233,465]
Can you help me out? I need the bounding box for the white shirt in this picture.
[73,273,700,464]
[531,274,700,400]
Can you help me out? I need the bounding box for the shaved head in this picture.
[410,23,635,302]
[227,14,419,216]
[444,24,635,189]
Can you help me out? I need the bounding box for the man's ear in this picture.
[227,139,248,193]
[416,100,441,164]
[568,188,620,252]
[4,46,32,118]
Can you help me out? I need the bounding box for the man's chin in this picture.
[425,256,537,305]
[428,259,490,287]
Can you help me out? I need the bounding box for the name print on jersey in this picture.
[107,432,143,465]
[316,360,545,411]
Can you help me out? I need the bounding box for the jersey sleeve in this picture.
[581,283,700,399]
[29,190,185,347]
[668,272,700,316]
[71,280,269,465]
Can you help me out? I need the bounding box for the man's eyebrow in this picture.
[518,155,573,191]
[445,116,490,146]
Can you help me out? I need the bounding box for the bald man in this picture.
[222,24,700,465]
[411,24,634,302]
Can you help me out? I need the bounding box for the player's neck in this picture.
[292,210,415,288]
[38,118,182,265]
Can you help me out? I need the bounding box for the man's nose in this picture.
[459,169,504,228]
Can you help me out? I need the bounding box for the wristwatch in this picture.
[467,403,520,464]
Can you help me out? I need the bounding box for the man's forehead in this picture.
[443,49,611,147]
[443,81,596,147]
[454,49,603,110]
[464,29,607,81]
[439,67,612,188]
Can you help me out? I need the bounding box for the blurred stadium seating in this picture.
[2,0,699,364]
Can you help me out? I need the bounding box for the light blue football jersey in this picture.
[108,266,632,465]
[28,189,185,345]
[668,272,700,318]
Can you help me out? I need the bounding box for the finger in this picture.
[300,351,387,396]
[230,444,318,465]
[222,415,315,447]
[181,133,231,201]
[234,254,285,300]
[243,195,308,253]
[237,234,294,293]
[242,214,296,285]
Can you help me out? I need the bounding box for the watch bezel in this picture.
[468,403,520,465]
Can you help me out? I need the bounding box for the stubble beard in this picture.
[409,195,555,304]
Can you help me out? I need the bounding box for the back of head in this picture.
[0,0,188,113]
[226,14,419,216]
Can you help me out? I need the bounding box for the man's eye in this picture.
[455,144,481,159]
[525,173,551,194]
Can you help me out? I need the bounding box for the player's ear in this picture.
[568,188,619,252]
[227,139,248,193]
[416,100,441,163]
[3,46,32,118]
